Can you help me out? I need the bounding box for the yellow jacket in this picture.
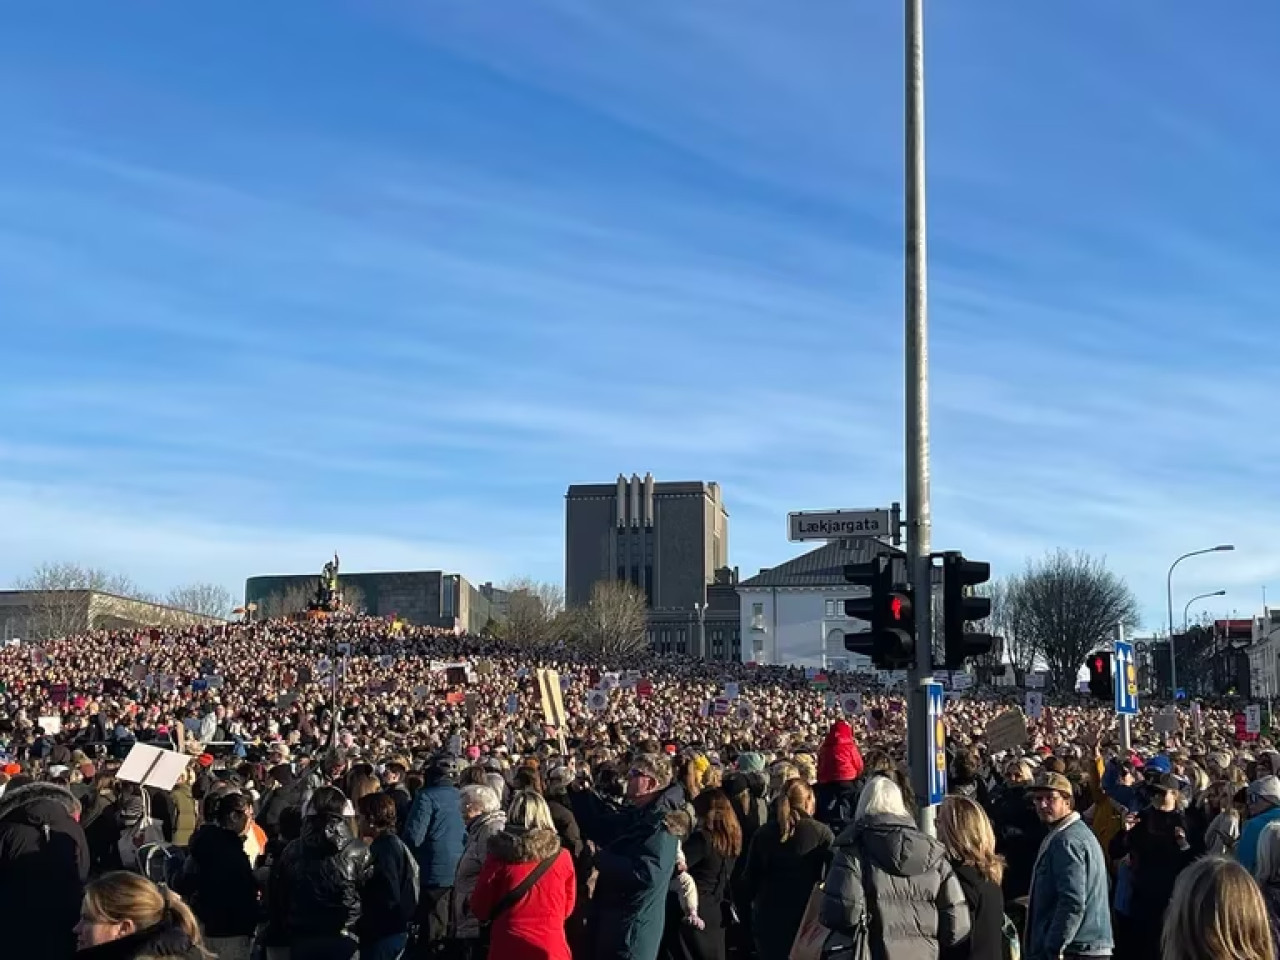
[1088,754,1125,875]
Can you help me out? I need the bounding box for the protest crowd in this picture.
[2,613,1280,960]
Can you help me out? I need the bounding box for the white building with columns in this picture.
[1249,609,1280,699]
[736,540,904,670]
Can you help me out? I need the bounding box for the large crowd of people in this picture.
[2,613,1280,960]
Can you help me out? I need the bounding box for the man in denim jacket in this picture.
[1025,772,1113,960]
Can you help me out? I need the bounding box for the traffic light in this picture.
[1088,652,1112,700]
[842,556,915,669]
[940,552,995,669]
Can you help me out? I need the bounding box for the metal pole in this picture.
[904,0,935,836]
[1166,564,1178,699]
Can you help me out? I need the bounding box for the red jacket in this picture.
[470,828,576,960]
[817,719,865,784]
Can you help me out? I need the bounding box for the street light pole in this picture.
[904,0,935,836]
[1166,545,1234,698]
[693,602,707,661]
[1183,590,1226,633]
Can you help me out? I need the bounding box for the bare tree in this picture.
[1004,550,1141,692]
[499,577,568,648]
[984,578,1042,678]
[258,582,319,619]
[165,583,233,619]
[571,581,649,657]
[15,562,155,639]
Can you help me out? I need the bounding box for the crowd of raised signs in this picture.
[2,614,1280,960]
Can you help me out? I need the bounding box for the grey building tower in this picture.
[565,473,729,609]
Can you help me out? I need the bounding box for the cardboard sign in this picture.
[586,690,609,713]
[985,708,1030,753]
[445,691,465,706]
[712,697,731,717]
[117,743,190,792]
[1246,704,1263,735]
[734,702,754,722]
[724,682,740,701]
[38,715,62,735]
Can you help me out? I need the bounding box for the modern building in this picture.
[565,474,728,609]
[648,566,743,661]
[0,590,224,643]
[735,539,905,669]
[244,570,498,635]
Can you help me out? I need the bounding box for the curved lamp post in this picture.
[1167,545,1234,696]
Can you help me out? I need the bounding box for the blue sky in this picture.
[1,2,1276,629]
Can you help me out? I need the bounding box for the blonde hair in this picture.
[506,789,555,833]
[1162,856,1274,960]
[83,872,207,955]
[938,796,1005,885]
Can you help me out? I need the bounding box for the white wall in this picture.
[739,587,873,671]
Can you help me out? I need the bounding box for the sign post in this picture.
[1114,627,1138,752]
[788,508,893,542]
[924,681,946,806]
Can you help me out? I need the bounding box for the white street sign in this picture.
[788,509,892,542]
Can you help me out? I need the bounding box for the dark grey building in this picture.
[565,474,729,609]
[244,570,497,634]
[647,566,742,661]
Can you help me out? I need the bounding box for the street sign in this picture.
[925,681,946,806]
[1114,640,1139,716]
[788,508,892,542]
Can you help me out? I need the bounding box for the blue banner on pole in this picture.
[925,681,946,805]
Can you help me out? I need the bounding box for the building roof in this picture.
[737,539,904,589]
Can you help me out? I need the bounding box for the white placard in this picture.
[839,692,864,716]
[1025,692,1044,719]
[38,716,62,735]
[586,690,608,713]
[1247,704,1263,735]
[117,743,191,792]
[724,682,740,701]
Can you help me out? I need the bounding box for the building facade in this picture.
[735,540,903,669]
[0,590,224,642]
[1249,610,1280,698]
[565,474,728,609]
[647,566,742,661]
[244,570,497,635]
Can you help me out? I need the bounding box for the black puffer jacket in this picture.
[0,782,90,960]
[268,813,373,940]
[72,915,206,959]
[821,813,971,960]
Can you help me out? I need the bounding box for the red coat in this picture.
[470,831,576,960]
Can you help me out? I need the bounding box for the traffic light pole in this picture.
[1116,623,1132,753]
[903,0,936,837]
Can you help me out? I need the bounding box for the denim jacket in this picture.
[1026,817,1113,960]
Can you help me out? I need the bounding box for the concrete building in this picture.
[736,540,904,669]
[1249,609,1280,699]
[0,590,224,642]
[244,570,498,635]
[647,567,743,661]
[565,474,728,609]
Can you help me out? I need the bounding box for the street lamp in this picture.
[693,602,707,661]
[1167,545,1234,697]
[1183,590,1226,632]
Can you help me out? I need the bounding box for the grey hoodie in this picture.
[820,812,971,960]
[453,810,508,939]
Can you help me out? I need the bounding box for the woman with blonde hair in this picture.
[938,796,1006,960]
[74,871,209,958]
[734,779,833,960]
[1161,856,1274,960]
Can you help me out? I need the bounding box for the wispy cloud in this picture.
[0,2,1275,623]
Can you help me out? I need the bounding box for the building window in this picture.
[751,602,765,632]
[825,599,836,618]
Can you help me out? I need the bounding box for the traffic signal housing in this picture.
[843,556,915,669]
[940,552,996,669]
[1088,652,1112,700]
